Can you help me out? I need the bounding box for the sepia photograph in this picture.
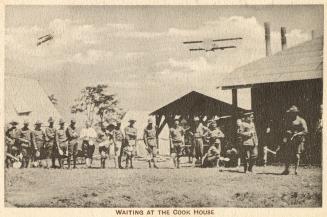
[3,4,324,208]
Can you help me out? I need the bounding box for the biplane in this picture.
[183,37,242,52]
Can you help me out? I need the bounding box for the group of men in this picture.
[4,104,320,175]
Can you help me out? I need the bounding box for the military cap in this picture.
[180,119,187,124]
[35,120,42,125]
[59,119,65,124]
[243,111,254,117]
[128,119,136,123]
[71,118,76,123]
[148,118,154,124]
[48,117,54,123]
[23,120,29,125]
[286,105,300,113]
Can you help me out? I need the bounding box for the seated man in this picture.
[202,141,221,168]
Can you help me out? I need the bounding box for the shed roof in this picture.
[150,91,247,116]
[219,36,323,89]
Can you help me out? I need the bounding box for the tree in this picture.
[71,84,125,125]
[48,94,58,105]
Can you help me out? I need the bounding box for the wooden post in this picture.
[281,27,287,51]
[232,89,238,107]
[264,22,272,57]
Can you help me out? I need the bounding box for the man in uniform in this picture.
[45,117,57,168]
[5,121,20,168]
[237,112,258,173]
[80,121,97,168]
[124,119,137,169]
[143,118,159,169]
[169,118,185,169]
[114,120,124,169]
[17,120,33,168]
[55,119,68,169]
[98,121,110,168]
[66,119,79,169]
[190,117,208,165]
[32,120,45,167]
[206,120,225,169]
[281,105,308,175]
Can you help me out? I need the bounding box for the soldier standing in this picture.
[17,120,33,168]
[169,118,185,169]
[114,121,124,169]
[80,121,97,168]
[190,117,208,164]
[31,120,46,168]
[238,112,258,173]
[5,121,20,168]
[55,119,68,169]
[143,118,159,169]
[281,105,308,175]
[45,117,57,168]
[66,119,79,169]
[207,120,225,169]
[106,121,117,168]
[124,119,137,169]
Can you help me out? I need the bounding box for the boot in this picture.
[153,159,158,169]
[130,158,134,169]
[148,160,152,168]
[243,162,248,173]
[125,158,129,169]
[73,156,77,168]
[67,156,71,169]
[118,156,123,169]
[248,159,255,172]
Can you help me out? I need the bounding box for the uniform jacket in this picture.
[237,121,258,147]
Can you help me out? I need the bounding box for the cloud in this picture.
[69,49,113,65]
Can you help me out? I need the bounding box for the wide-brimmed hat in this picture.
[59,119,65,124]
[148,118,154,124]
[48,117,54,123]
[9,120,18,125]
[193,116,200,121]
[23,120,29,125]
[108,120,117,127]
[35,120,42,125]
[128,119,136,123]
[286,105,300,113]
[71,118,76,123]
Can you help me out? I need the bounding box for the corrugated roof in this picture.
[5,76,62,126]
[219,36,323,89]
[151,91,247,116]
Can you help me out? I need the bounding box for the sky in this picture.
[5,5,324,118]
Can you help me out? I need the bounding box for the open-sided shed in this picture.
[150,91,247,136]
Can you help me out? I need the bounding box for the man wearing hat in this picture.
[281,105,308,175]
[169,117,185,168]
[5,121,20,168]
[98,121,110,168]
[17,120,33,168]
[66,119,79,169]
[80,121,97,168]
[31,120,46,168]
[206,119,225,169]
[143,118,159,169]
[45,117,57,168]
[55,119,68,168]
[190,116,208,165]
[238,112,258,173]
[107,120,117,168]
[124,119,137,168]
[114,120,124,169]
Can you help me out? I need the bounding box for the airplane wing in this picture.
[183,40,203,44]
[37,34,54,46]
[212,46,236,50]
[189,48,206,51]
[212,37,242,42]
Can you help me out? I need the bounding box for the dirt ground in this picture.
[4,157,322,208]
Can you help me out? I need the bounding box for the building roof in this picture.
[219,36,323,89]
[5,76,62,126]
[150,91,247,116]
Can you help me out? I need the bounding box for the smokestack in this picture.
[264,22,272,56]
[281,27,287,50]
[311,30,315,40]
